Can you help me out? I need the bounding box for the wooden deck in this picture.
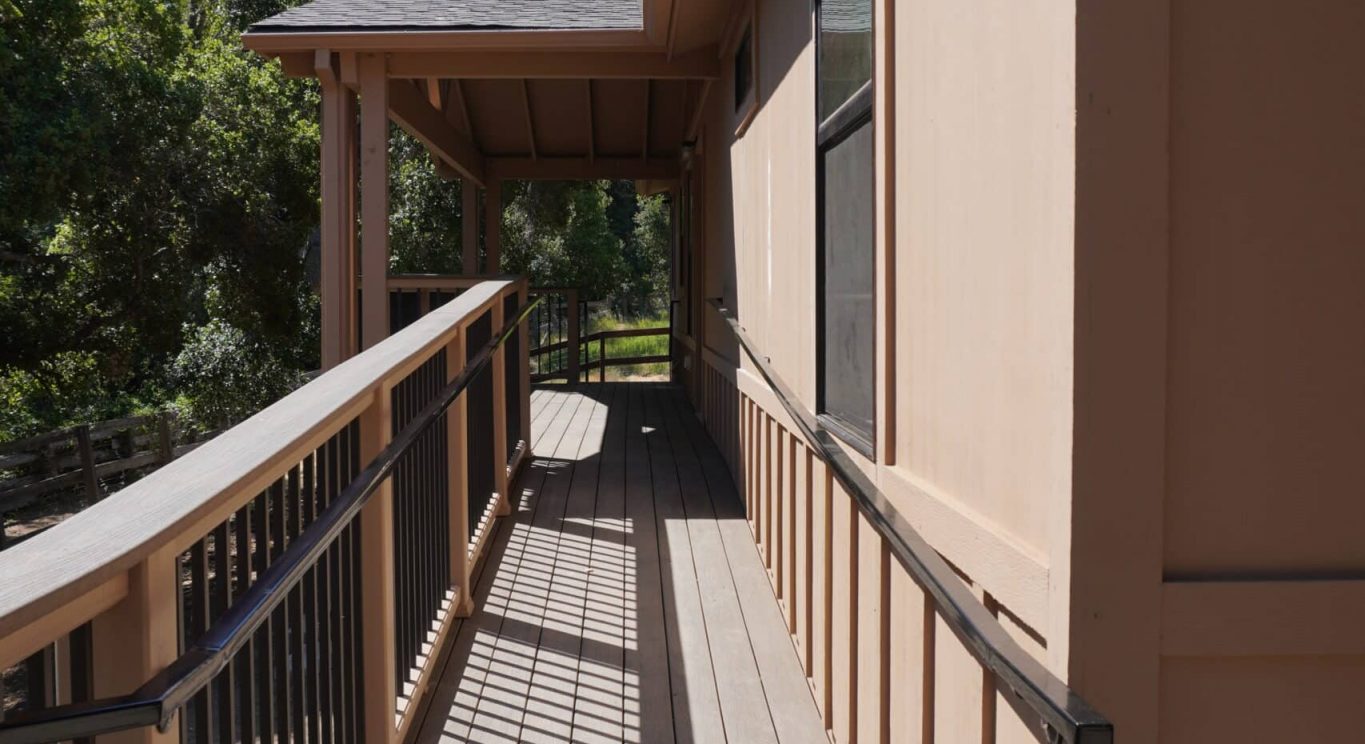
[411,383,826,744]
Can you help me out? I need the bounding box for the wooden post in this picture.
[462,180,478,274]
[156,413,174,465]
[566,288,581,383]
[75,425,99,502]
[318,50,359,369]
[418,288,430,318]
[359,388,397,743]
[446,332,474,617]
[483,177,502,273]
[491,298,510,517]
[92,550,179,744]
[359,53,390,350]
[600,336,607,383]
[518,281,532,459]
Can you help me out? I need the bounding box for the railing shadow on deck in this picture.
[409,384,756,744]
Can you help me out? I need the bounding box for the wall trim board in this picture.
[712,354,1053,635]
[1161,579,1365,658]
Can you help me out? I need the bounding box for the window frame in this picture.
[729,3,759,138]
[815,0,876,458]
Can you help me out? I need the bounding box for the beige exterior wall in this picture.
[1074,0,1365,740]
[694,0,1365,741]
[694,0,1076,741]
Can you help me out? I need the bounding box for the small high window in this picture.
[734,27,753,111]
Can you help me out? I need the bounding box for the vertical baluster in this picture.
[213,520,236,743]
[69,622,94,744]
[189,537,211,743]
[318,439,337,744]
[269,479,292,736]
[234,501,256,743]
[348,419,367,743]
[253,489,275,741]
[288,465,307,742]
[303,451,322,744]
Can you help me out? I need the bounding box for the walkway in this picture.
[411,383,826,744]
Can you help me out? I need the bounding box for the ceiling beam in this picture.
[387,80,485,187]
[386,47,720,79]
[488,157,679,181]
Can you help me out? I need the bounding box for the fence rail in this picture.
[0,277,533,744]
[1,414,220,550]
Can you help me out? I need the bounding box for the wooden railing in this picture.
[706,299,1113,744]
[389,275,671,384]
[0,277,533,744]
[579,327,671,382]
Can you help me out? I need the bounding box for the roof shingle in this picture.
[249,0,642,33]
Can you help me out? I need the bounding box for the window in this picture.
[734,27,754,111]
[816,0,874,454]
[731,6,758,137]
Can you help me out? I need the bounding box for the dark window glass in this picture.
[818,0,872,121]
[817,0,874,451]
[820,124,875,443]
[734,27,753,110]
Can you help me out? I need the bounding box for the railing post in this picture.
[518,282,532,460]
[75,425,99,503]
[600,336,607,383]
[91,550,179,744]
[566,289,581,384]
[491,297,511,517]
[446,331,474,617]
[156,412,174,465]
[359,387,397,744]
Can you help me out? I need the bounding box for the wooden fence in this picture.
[0,414,219,550]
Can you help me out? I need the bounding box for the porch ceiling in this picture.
[244,0,740,182]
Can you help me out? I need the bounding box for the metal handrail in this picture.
[708,298,1113,744]
[0,297,542,744]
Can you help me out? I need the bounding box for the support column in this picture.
[318,50,358,369]
[359,389,397,744]
[359,53,390,349]
[484,177,502,273]
[461,179,478,274]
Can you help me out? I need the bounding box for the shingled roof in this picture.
[248,0,643,33]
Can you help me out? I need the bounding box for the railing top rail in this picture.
[0,291,542,743]
[582,326,669,341]
[0,278,518,646]
[708,299,1114,744]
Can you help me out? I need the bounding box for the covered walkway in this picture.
[411,384,825,744]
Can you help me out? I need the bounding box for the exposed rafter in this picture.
[521,80,538,160]
[451,79,474,137]
[387,80,485,187]
[687,79,714,142]
[642,80,652,160]
[585,80,596,163]
[665,0,680,61]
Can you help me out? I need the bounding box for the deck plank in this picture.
[657,387,779,744]
[622,383,675,744]
[669,388,829,744]
[411,384,824,744]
